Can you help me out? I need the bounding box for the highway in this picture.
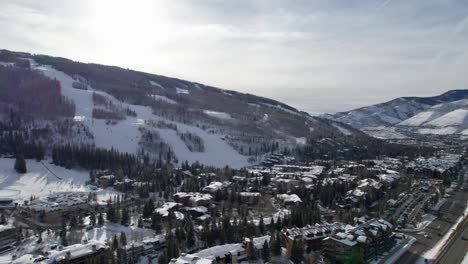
[397,163,467,264]
[435,216,468,264]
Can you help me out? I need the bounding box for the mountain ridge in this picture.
[323,89,468,129]
[1,49,397,167]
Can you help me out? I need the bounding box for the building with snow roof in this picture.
[323,218,395,263]
[18,192,91,225]
[283,223,345,252]
[276,194,302,206]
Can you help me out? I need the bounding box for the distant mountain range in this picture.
[323,90,468,139]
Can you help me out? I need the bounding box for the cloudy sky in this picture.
[1,0,467,114]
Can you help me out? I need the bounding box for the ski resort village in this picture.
[0,49,467,264]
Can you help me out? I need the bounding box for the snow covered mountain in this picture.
[323,90,468,129]
[397,99,468,137]
[0,50,376,168]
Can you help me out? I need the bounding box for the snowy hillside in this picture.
[397,99,468,136]
[0,158,88,202]
[325,90,468,129]
[399,99,468,126]
[34,64,250,168]
[0,49,391,166]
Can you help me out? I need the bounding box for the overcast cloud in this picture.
[1,0,467,114]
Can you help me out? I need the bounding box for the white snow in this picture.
[399,111,435,126]
[150,94,177,105]
[176,87,189,94]
[149,80,164,89]
[0,158,89,203]
[295,137,307,145]
[398,99,468,132]
[418,127,458,135]
[362,126,407,139]
[34,63,249,168]
[36,64,144,154]
[426,109,468,127]
[462,252,468,264]
[82,222,156,243]
[203,110,233,120]
[331,123,353,136]
[195,243,242,259]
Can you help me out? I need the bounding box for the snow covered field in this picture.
[0,158,88,202]
[362,126,407,139]
[34,63,250,168]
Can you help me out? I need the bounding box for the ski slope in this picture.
[35,63,249,168]
[426,109,467,127]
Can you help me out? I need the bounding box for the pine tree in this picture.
[259,216,265,235]
[37,230,43,244]
[112,234,119,250]
[60,228,68,246]
[261,240,270,262]
[272,232,282,256]
[290,239,304,264]
[165,234,179,260]
[98,213,104,226]
[247,239,257,261]
[69,216,78,229]
[14,155,27,173]
[35,143,45,161]
[151,212,162,233]
[158,252,168,264]
[186,221,196,249]
[0,214,6,225]
[143,199,155,218]
[120,232,127,247]
[121,208,130,226]
[89,213,96,227]
[107,205,115,222]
